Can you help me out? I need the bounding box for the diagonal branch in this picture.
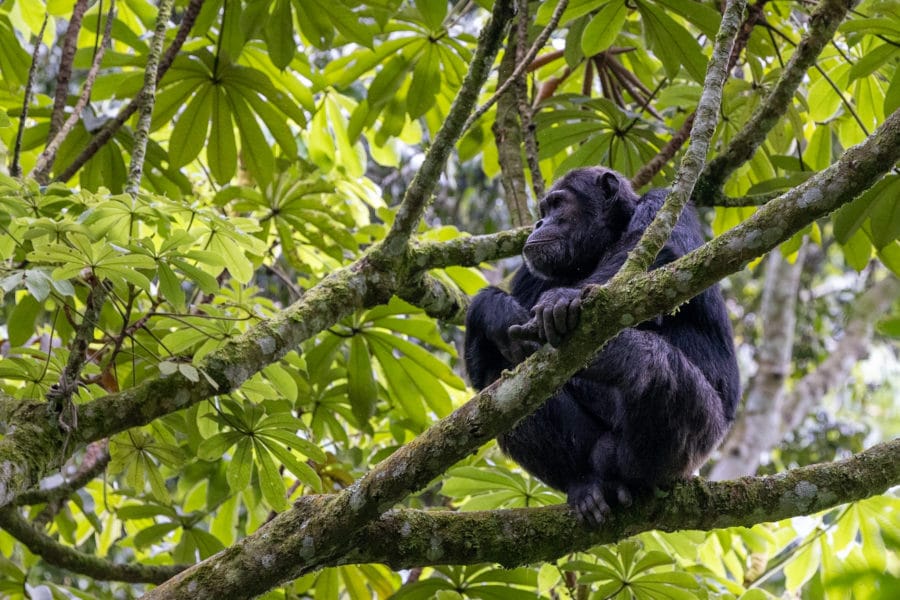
[694,0,853,203]
[380,0,515,258]
[140,108,900,599]
[618,0,747,276]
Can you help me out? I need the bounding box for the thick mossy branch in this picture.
[341,439,900,569]
[618,0,746,276]
[0,507,185,584]
[694,0,852,202]
[409,228,530,269]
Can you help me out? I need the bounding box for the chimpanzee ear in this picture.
[597,171,620,202]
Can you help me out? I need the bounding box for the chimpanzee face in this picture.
[523,168,632,280]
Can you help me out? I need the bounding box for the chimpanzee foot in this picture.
[568,480,634,527]
[568,481,609,527]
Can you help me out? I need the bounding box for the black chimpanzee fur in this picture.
[464,167,740,525]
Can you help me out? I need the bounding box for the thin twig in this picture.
[618,0,747,276]
[48,0,90,142]
[32,0,116,183]
[462,0,569,134]
[10,12,48,178]
[125,0,177,195]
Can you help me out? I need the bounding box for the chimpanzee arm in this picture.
[464,287,539,389]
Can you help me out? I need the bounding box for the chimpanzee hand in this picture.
[493,300,540,364]
[510,287,581,347]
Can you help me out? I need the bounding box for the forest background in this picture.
[0,0,898,598]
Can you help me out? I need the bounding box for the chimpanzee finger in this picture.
[542,306,561,347]
[508,319,541,343]
[551,300,570,341]
[567,297,581,332]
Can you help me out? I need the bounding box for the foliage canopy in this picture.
[0,0,898,598]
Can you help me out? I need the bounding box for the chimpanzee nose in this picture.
[534,219,543,228]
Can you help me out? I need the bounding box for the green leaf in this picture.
[582,1,628,57]
[842,226,873,272]
[848,43,896,82]
[157,262,186,309]
[805,125,832,171]
[227,438,253,491]
[368,335,426,425]
[133,522,180,549]
[367,330,465,389]
[228,91,275,185]
[368,54,415,109]
[832,177,891,244]
[309,101,336,170]
[198,431,243,460]
[169,85,213,168]
[652,0,721,38]
[637,1,707,83]
[258,437,322,492]
[143,455,171,502]
[416,0,447,31]
[8,294,41,347]
[407,42,441,119]
[209,86,237,184]
[265,0,295,69]
[784,539,821,591]
[348,335,378,427]
[305,0,373,47]
[253,440,288,510]
[869,176,900,249]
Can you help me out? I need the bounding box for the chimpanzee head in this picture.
[523,167,637,280]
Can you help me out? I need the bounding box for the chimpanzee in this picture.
[464,167,740,525]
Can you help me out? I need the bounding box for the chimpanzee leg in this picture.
[581,329,729,487]
[498,386,610,496]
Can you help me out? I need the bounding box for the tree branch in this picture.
[410,228,530,269]
[461,0,569,135]
[618,0,747,276]
[630,0,769,190]
[0,506,185,584]
[342,439,899,570]
[694,0,853,203]
[125,0,175,195]
[54,0,206,183]
[32,0,116,183]
[9,12,48,178]
[380,0,515,257]
[47,0,90,143]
